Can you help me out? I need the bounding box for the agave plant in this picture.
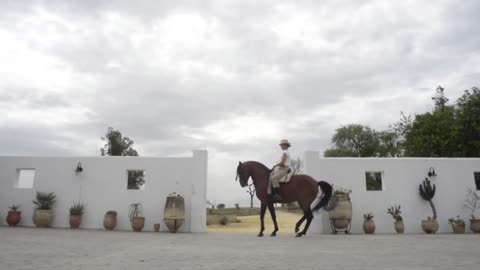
[128,203,144,221]
[363,213,374,221]
[9,205,21,212]
[69,201,86,216]
[32,192,56,210]
[387,205,403,222]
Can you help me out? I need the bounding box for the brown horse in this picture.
[236,161,332,237]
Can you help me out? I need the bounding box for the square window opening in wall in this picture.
[16,169,35,189]
[474,172,480,190]
[365,171,383,191]
[127,170,146,190]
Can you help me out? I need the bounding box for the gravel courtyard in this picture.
[1,227,479,270]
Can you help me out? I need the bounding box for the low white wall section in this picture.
[0,150,208,232]
[305,151,480,234]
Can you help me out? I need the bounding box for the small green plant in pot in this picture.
[419,178,438,234]
[448,216,465,234]
[387,205,404,234]
[6,205,22,226]
[32,192,56,227]
[69,201,86,229]
[464,188,480,233]
[363,213,375,234]
[129,203,145,232]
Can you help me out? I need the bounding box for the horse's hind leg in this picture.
[267,203,279,236]
[296,209,314,237]
[295,215,306,233]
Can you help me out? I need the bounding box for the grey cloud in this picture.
[1,0,480,204]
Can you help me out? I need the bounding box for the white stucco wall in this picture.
[0,150,208,233]
[305,151,480,234]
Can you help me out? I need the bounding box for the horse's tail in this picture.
[312,181,333,212]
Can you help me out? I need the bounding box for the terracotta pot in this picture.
[422,219,439,234]
[69,215,82,229]
[6,211,22,226]
[363,220,375,234]
[328,193,352,231]
[154,223,160,232]
[451,224,465,234]
[33,210,53,227]
[103,214,117,230]
[394,221,405,234]
[470,219,480,233]
[164,196,185,233]
[131,217,145,232]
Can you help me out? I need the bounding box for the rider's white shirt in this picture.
[280,150,291,167]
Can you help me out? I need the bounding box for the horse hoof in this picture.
[270,232,277,237]
[295,233,303,237]
[257,233,264,237]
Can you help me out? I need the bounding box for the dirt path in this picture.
[208,211,303,235]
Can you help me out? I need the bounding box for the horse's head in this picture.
[236,161,250,187]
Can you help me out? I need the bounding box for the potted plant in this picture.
[363,213,375,234]
[164,192,185,233]
[448,216,465,234]
[6,205,22,226]
[129,203,145,232]
[69,201,86,229]
[419,178,438,234]
[103,210,117,231]
[328,188,352,234]
[32,192,56,227]
[464,188,480,233]
[387,205,404,234]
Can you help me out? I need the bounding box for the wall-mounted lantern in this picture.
[75,162,83,173]
[427,167,437,177]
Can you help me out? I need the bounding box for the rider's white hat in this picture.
[279,139,291,147]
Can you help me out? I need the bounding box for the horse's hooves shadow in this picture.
[295,233,304,237]
[257,233,264,237]
[270,232,277,237]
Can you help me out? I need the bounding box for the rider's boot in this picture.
[271,188,282,202]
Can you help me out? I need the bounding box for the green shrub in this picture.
[217,204,226,209]
[32,192,56,210]
[219,216,229,226]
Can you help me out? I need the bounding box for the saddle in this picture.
[278,168,294,183]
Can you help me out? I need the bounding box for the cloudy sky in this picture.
[1,0,479,206]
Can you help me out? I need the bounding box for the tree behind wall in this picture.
[247,184,255,208]
[100,127,142,189]
[324,124,401,157]
[100,127,139,156]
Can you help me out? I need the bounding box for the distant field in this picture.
[207,208,303,235]
[207,207,260,216]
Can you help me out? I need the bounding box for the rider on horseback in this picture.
[269,139,292,202]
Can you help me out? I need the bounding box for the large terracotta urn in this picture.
[328,193,352,233]
[164,196,185,233]
[7,211,22,226]
[33,210,53,227]
[470,219,480,233]
[421,219,439,234]
[103,211,117,231]
[69,215,82,229]
[394,221,405,234]
[131,217,145,232]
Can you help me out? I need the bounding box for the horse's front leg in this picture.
[267,203,279,236]
[258,202,267,237]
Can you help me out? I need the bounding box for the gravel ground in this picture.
[1,226,479,270]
